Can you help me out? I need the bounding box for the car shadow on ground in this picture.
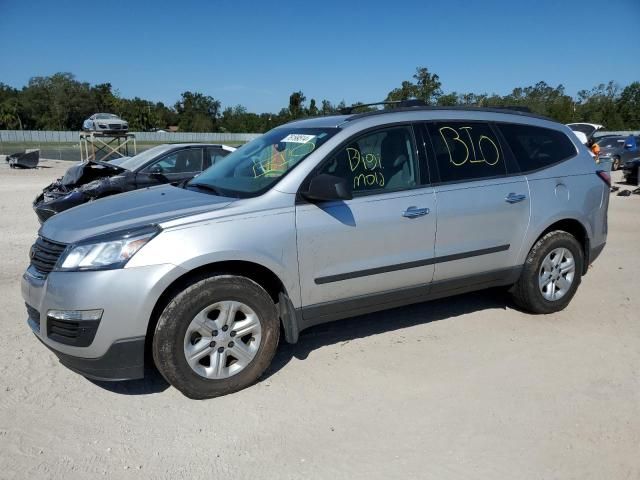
[87,287,513,396]
[263,287,513,380]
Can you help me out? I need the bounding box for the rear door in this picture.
[424,121,530,285]
[295,124,437,317]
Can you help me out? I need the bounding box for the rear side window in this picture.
[427,122,506,183]
[498,124,576,172]
[204,147,230,169]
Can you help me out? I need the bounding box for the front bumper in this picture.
[33,191,87,223]
[22,262,186,380]
[35,334,145,381]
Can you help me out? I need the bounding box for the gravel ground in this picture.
[0,159,639,479]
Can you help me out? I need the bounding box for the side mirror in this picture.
[302,174,353,202]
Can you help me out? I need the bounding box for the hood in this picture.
[61,160,126,186]
[40,184,233,244]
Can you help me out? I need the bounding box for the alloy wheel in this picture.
[538,247,576,301]
[183,300,262,379]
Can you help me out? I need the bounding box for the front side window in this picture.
[497,123,576,172]
[189,127,339,197]
[316,126,419,195]
[144,148,203,174]
[427,122,505,183]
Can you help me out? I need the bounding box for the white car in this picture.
[82,113,129,133]
[567,123,604,144]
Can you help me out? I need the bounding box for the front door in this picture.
[295,125,437,318]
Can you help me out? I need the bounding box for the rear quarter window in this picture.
[498,123,576,172]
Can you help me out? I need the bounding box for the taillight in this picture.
[596,170,611,187]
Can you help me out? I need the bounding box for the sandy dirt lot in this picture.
[0,159,639,479]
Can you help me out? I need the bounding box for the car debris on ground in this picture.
[6,150,40,169]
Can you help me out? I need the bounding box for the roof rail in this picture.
[339,99,431,115]
[339,101,397,115]
[342,103,552,122]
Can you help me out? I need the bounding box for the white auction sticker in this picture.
[280,134,315,143]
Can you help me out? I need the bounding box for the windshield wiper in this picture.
[188,182,223,196]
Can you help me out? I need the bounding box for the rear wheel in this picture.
[152,275,280,399]
[511,231,583,314]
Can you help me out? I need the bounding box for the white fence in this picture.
[0,130,260,161]
[0,130,260,143]
[594,130,640,138]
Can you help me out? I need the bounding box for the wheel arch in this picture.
[145,260,298,363]
[527,217,591,275]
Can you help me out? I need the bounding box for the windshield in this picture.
[188,127,339,197]
[597,137,624,148]
[95,113,119,119]
[106,156,130,166]
[116,144,175,171]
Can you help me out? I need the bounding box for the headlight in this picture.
[55,225,160,271]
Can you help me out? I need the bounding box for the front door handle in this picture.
[402,206,430,218]
[505,193,527,204]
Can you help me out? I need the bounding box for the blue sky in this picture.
[1,0,639,112]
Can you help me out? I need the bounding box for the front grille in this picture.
[26,303,40,332]
[108,123,121,129]
[30,236,66,276]
[47,317,100,347]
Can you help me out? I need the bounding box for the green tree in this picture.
[412,67,442,105]
[437,92,458,106]
[320,99,335,115]
[0,83,22,129]
[385,80,418,102]
[576,82,624,129]
[288,90,306,118]
[92,83,118,113]
[618,82,640,129]
[175,91,221,132]
[308,98,319,116]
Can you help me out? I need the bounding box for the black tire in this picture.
[511,231,583,314]
[152,275,280,399]
[612,156,620,171]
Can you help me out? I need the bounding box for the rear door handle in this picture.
[505,193,527,204]
[402,206,430,218]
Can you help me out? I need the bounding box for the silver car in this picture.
[22,105,610,398]
[82,113,129,133]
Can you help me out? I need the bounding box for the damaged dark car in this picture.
[33,143,236,222]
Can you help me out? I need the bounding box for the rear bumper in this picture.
[35,334,145,381]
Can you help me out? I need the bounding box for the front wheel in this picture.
[612,156,620,171]
[511,231,583,314]
[152,275,280,399]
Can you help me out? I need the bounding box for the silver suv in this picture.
[22,106,610,398]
